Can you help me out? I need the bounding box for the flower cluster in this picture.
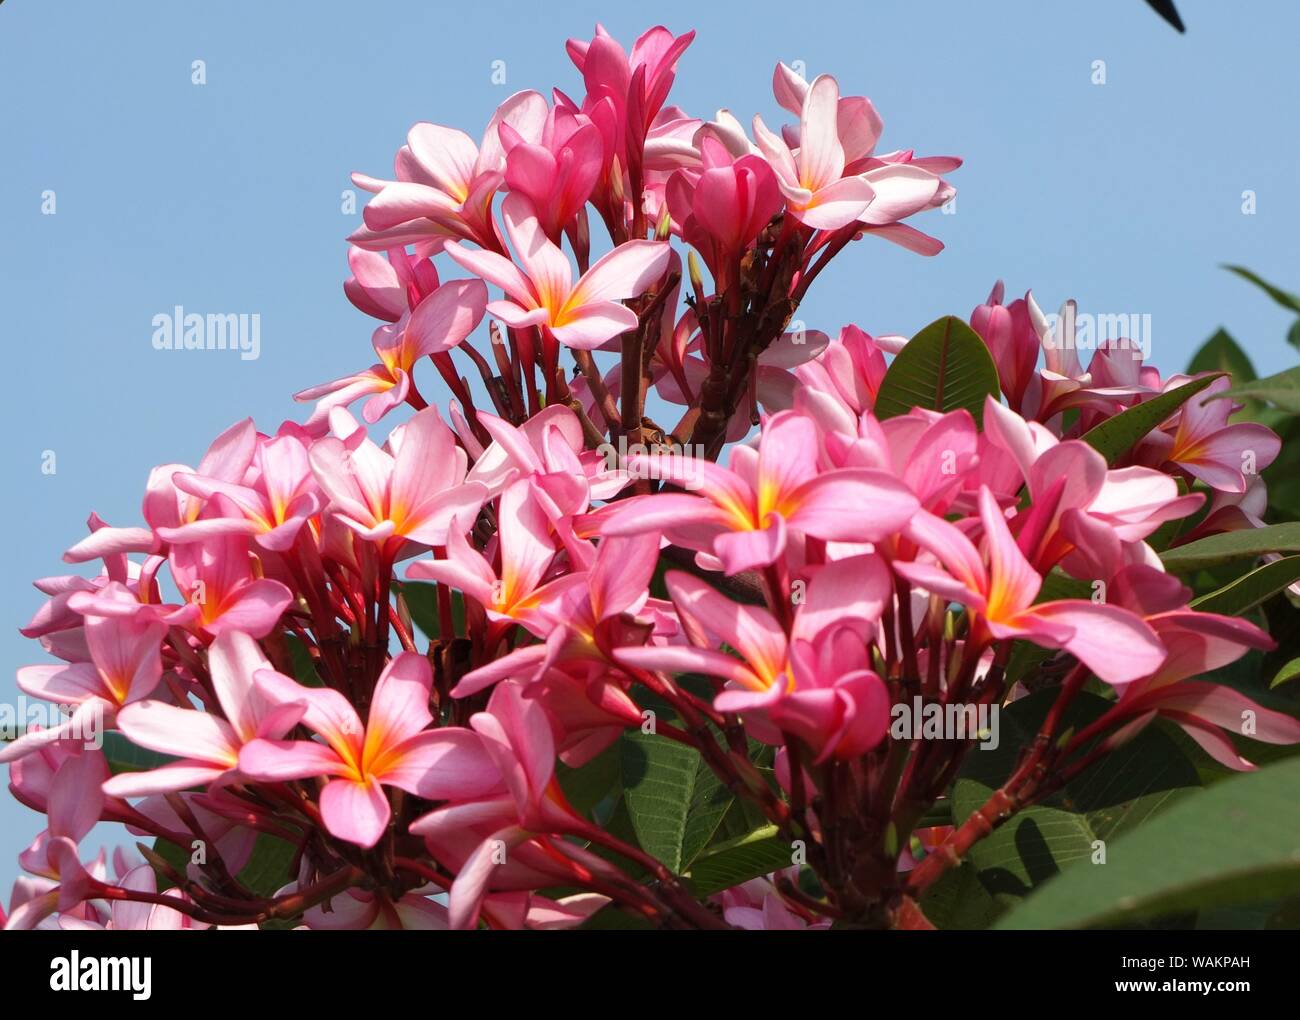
[6,24,1296,931]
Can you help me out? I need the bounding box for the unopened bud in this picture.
[573,207,591,263]
[609,155,625,209]
[883,822,899,858]
[655,203,672,240]
[687,250,705,293]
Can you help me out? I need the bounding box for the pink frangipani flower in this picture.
[309,406,488,551]
[896,487,1166,686]
[445,193,671,350]
[102,631,305,797]
[294,277,487,431]
[598,410,919,575]
[350,90,549,253]
[239,652,498,848]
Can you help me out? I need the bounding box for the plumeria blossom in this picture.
[897,488,1166,686]
[295,277,487,431]
[971,281,1040,412]
[1150,376,1281,493]
[63,418,257,564]
[767,61,954,250]
[309,406,487,550]
[165,533,294,639]
[717,868,831,930]
[1020,296,1153,422]
[763,324,890,429]
[666,135,781,286]
[4,750,107,929]
[752,74,878,230]
[159,429,323,552]
[239,652,489,848]
[500,104,604,244]
[462,404,629,513]
[9,24,1298,934]
[102,631,305,797]
[617,563,893,761]
[446,193,670,349]
[342,245,426,323]
[563,23,696,216]
[409,681,614,929]
[4,588,165,763]
[1073,566,1300,770]
[449,530,662,697]
[407,478,559,635]
[59,864,211,931]
[980,398,1204,579]
[597,410,919,574]
[350,90,548,253]
[753,72,943,234]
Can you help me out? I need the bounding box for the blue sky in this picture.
[1,0,1298,888]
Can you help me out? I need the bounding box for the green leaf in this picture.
[102,732,175,775]
[398,582,465,640]
[919,862,1002,930]
[150,837,190,882]
[683,826,795,897]
[236,834,299,899]
[1191,556,1300,616]
[285,633,324,687]
[953,690,1199,911]
[1187,328,1256,382]
[682,758,735,867]
[1270,658,1300,690]
[993,757,1300,928]
[873,316,1000,427]
[1216,365,1300,414]
[1223,264,1300,316]
[710,794,771,845]
[620,731,698,872]
[1160,523,1300,571]
[556,742,623,823]
[1080,374,1220,466]
[620,730,733,873]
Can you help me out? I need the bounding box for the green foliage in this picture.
[951,690,1200,918]
[1218,365,1300,413]
[620,729,730,873]
[684,826,795,898]
[994,758,1300,928]
[919,862,1001,930]
[102,732,174,775]
[399,581,466,639]
[1080,373,1219,465]
[873,316,1001,426]
[285,633,324,687]
[1160,523,1300,571]
[1271,658,1300,690]
[1188,328,1256,381]
[1223,264,1300,323]
[1190,556,1300,616]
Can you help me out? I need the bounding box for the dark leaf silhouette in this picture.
[1146,0,1185,32]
